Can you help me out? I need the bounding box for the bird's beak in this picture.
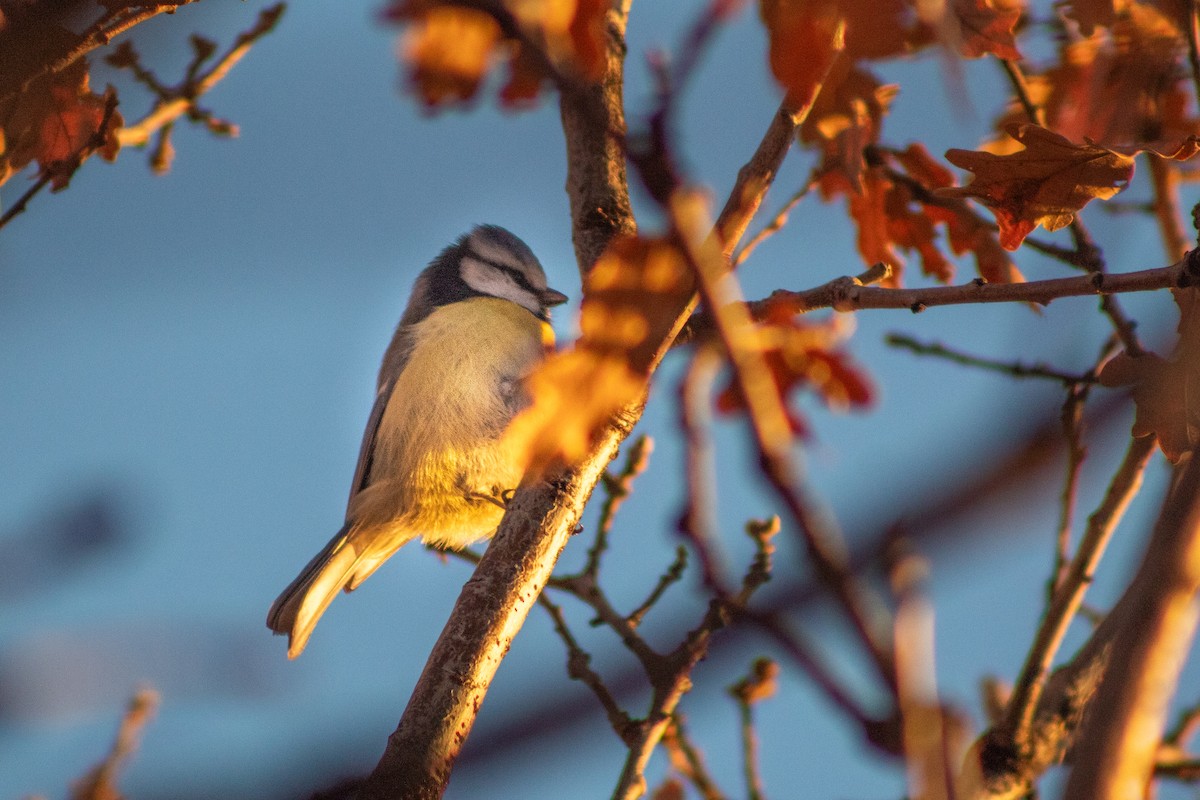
[540,287,569,307]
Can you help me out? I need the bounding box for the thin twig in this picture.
[729,658,777,800]
[733,176,817,267]
[71,688,159,800]
[114,5,284,149]
[671,191,898,695]
[1005,435,1157,750]
[0,93,119,231]
[999,58,1047,128]
[584,434,653,578]
[537,592,636,742]
[662,714,727,800]
[1148,154,1191,260]
[886,333,1099,385]
[626,546,688,628]
[678,342,730,592]
[766,255,1196,314]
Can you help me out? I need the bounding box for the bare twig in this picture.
[626,546,688,628]
[537,592,636,741]
[765,256,1196,314]
[886,334,1099,385]
[0,92,120,231]
[732,176,817,267]
[1005,436,1157,751]
[729,658,778,800]
[662,714,727,800]
[584,434,653,578]
[113,5,284,151]
[999,59,1046,128]
[71,688,159,800]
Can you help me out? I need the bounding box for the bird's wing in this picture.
[345,324,415,516]
[345,376,396,516]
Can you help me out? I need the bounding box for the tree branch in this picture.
[766,256,1197,314]
[1064,453,1200,799]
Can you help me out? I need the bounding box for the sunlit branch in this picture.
[73,688,159,800]
[678,342,730,592]
[1064,454,1200,799]
[114,5,284,154]
[1187,1,1200,121]
[766,255,1195,314]
[886,333,1099,385]
[1005,436,1157,752]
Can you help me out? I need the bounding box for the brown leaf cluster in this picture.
[1,58,122,191]
[715,309,874,436]
[991,2,1194,153]
[944,124,1200,250]
[384,0,608,108]
[504,236,695,474]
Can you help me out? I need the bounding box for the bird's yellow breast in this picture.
[352,298,549,547]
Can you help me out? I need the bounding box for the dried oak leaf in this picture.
[399,7,502,106]
[758,0,846,109]
[1061,0,1130,35]
[941,124,1135,249]
[945,0,1023,60]
[504,236,695,474]
[801,58,898,190]
[1099,278,1200,462]
[387,0,607,109]
[716,314,874,436]
[1,58,122,190]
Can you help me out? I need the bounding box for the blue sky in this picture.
[1,2,1195,798]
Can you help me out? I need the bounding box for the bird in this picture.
[267,225,568,658]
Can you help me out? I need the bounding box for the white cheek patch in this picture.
[460,257,540,315]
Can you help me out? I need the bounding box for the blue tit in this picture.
[267,225,568,658]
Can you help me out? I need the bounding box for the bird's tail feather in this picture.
[267,522,363,659]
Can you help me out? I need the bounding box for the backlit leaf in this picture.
[758,0,846,108]
[1,58,122,190]
[505,236,695,474]
[941,124,1136,249]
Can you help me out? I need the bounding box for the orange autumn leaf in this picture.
[941,124,1136,249]
[758,0,846,109]
[400,7,501,106]
[802,59,898,191]
[1,58,122,190]
[504,236,695,474]
[946,0,1023,59]
[1061,0,1130,35]
[716,315,874,436]
[386,0,608,109]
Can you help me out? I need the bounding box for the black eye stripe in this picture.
[472,254,539,293]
